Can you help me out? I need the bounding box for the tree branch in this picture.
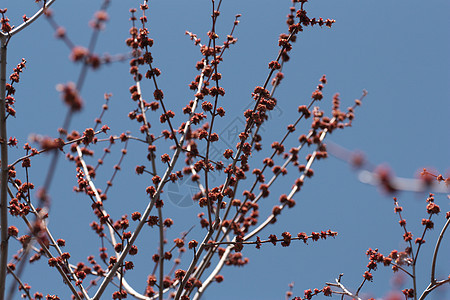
[0,37,9,300]
[7,0,57,38]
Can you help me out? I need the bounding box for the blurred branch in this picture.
[327,141,449,194]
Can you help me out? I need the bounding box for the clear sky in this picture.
[3,1,449,299]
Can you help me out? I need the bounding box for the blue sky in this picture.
[3,1,449,299]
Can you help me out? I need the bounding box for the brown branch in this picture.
[0,36,9,300]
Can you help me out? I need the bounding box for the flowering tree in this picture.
[0,1,448,300]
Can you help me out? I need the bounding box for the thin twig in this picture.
[4,0,56,38]
[5,266,32,300]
